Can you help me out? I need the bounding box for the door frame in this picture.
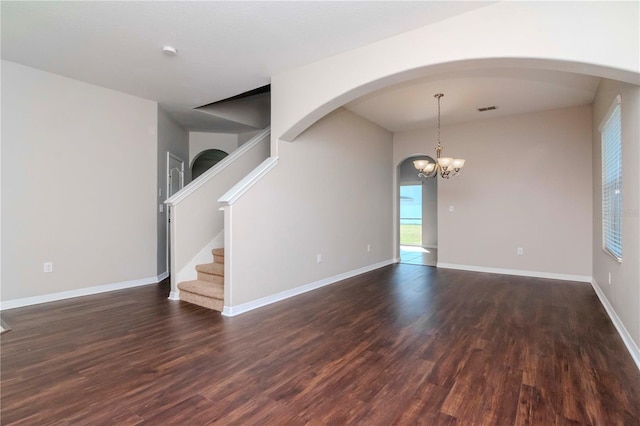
[396,154,438,265]
[166,152,185,275]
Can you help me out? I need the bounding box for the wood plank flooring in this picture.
[1,265,639,425]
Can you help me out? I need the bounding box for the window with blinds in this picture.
[600,95,622,262]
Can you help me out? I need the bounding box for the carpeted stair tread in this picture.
[195,263,224,276]
[179,247,225,312]
[178,280,223,299]
[197,271,223,284]
[179,291,223,311]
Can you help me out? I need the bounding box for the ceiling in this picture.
[1,1,494,133]
[1,2,603,135]
[344,68,601,133]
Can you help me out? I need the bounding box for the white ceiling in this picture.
[344,68,601,132]
[1,1,494,132]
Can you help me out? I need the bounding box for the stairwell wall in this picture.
[226,108,393,307]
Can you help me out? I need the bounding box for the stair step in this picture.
[212,248,224,264]
[179,290,223,312]
[196,263,224,277]
[197,272,223,284]
[178,280,223,299]
[178,248,225,312]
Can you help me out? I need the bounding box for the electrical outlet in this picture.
[449,205,455,212]
[43,262,53,273]
[367,244,371,252]
[517,247,524,255]
[316,254,322,263]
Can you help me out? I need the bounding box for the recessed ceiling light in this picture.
[162,46,178,57]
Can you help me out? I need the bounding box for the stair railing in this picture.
[165,127,270,299]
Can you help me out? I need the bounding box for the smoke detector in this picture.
[162,46,178,57]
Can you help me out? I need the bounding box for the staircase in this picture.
[177,248,224,311]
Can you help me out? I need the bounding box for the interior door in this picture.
[168,165,183,198]
[166,153,184,274]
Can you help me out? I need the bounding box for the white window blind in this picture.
[600,95,622,261]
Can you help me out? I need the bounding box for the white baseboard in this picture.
[436,262,592,283]
[158,271,169,281]
[591,279,640,370]
[222,259,395,317]
[0,274,166,311]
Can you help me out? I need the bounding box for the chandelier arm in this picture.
[417,162,438,179]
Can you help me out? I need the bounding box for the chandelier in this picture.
[413,93,465,179]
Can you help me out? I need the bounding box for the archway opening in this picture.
[398,155,437,267]
[191,149,229,180]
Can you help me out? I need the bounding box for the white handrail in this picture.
[219,157,279,206]
[166,126,270,206]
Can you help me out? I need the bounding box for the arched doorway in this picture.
[191,149,229,180]
[398,155,437,266]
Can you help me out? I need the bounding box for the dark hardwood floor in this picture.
[1,265,639,425]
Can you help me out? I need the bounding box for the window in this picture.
[600,95,622,262]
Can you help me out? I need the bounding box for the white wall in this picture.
[394,105,593,278]
[592,79,640,352]
[189,132,238,166]
[1,60,158,303]
[238,130,262,146]
[226,108,393,306]
[157,106,189,277]
[421,172,437,248]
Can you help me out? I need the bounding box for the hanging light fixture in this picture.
[414,93,465,179]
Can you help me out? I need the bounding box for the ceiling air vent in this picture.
[478,105,498,112]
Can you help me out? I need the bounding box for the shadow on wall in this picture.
[192,149,229,180]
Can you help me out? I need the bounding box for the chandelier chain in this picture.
[437,94,441,148]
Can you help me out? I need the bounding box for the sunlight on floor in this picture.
[400,245,430,253]
[400,245,437,266]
